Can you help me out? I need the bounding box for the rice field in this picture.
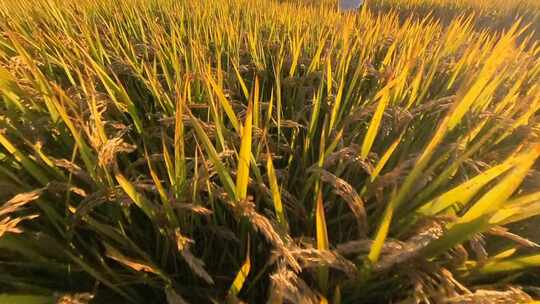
[0,0,539,303]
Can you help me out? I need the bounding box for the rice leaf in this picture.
[0,294,55,304]
[266,151,287,231]
[228,240,251,297]
[114,168,157,221]
[236,100,253,201]
[316,189,329,294]
[477,254,540,274]
[187,111,237,201]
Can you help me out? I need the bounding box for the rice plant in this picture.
[0,0,539,303]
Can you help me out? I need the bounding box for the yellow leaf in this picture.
[316,189,329,293]
[188,111,237,200]
[205,71,240,133]
[114,169,156,220]
[447,22,522,131]
[492,248,517,260]
[316,190,329,251]
[228,241,251,297]
[236,101,253,201]
[424,144,540,256]
[369,130,404,181]
[417,160,516,216]
[266,152,287,230]
[0,132,49,186]
[460,144,540,223]
[360,83,393,160]
[478,253,540,275]
[493,191,540,224]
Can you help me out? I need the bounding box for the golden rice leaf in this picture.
[360,83,393,160]
[266,152,287,230]
[0,66,22,95]
[507,191,540,208]
[5,33,58,120]
[461,144,540,223]
[288,33,305,77]
[187,111,237,200]
[236,101,253,201]
[488,208,523,225]
[424,144,540,256]
[174,82,187,198]
[114,169,156,221]
[85,54,143,133]
[232,63,249,101]
[162,133,175,186]
[367,194,396,264]
[205,71,240,133]
[477,253,540,275]
[0,294,55,304]
[492,191,540,224]
[252,77,260,129]
[0,66,25,112]
[144,147,177,226]
[228,241,251,297]
[417,159,517,216]
[51,85,96,177]
[492,248,518,260]
[0,132,49,186]
[370,109,469,263]
[446,22,522,131]
[369,130,404,181]
[316,189,329,293]
[328,77,345,131]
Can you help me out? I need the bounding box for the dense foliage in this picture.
[0,0,539,303]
